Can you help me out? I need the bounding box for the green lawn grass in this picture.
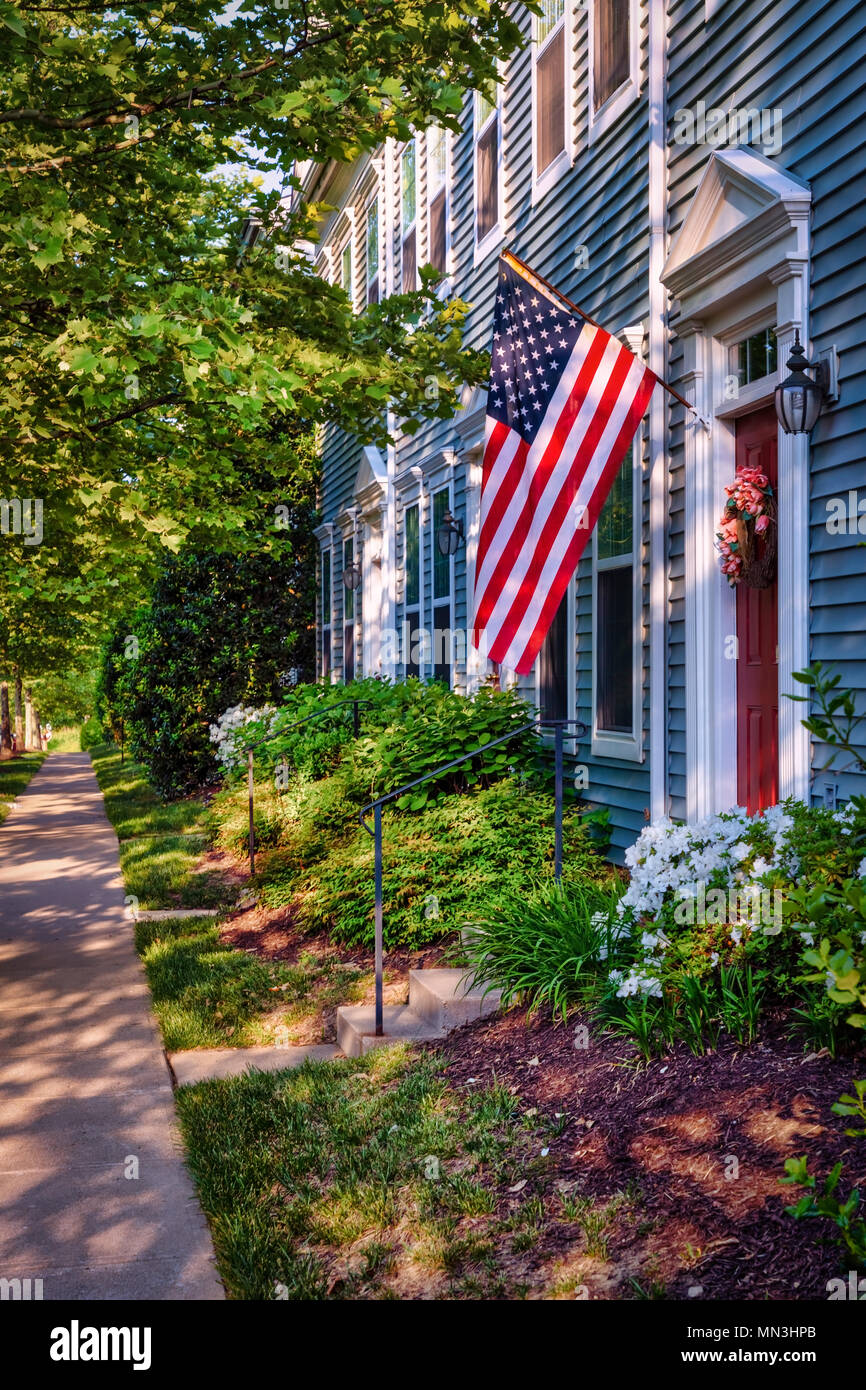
[0,752,46,823]
[176,1046,553,1300]
[135,917,368,1050]
[89,743,235,911]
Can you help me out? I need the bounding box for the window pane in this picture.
[433,601,452,686]
[429,188,447,274]
[433,490,450,599]
[402,227,417,291]
[401,144,416,230]
[322,550,331,624]
[428,127,446,192]
[594,0,630,111]
[366,199,379,282]
[322,629,331,680]
[597,566,633,733]
[537,594,569,721]
[537,25,566,173]
[341,242,352,300]
[476,121,498,242]
[343,538,354,620]
[404,504,420,606]
[737,326,778,385]
[538,0,565,44]
[475,90,497,131]
[343,622,355,682]
[596,452,633,561]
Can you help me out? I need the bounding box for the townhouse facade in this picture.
[306,0,866,859]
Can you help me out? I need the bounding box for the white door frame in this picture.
[662,149,812,819]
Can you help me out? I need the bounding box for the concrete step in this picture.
[336,1004,446,1058]
[408,968,502,1031]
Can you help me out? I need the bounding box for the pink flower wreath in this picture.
[716,466,776,587]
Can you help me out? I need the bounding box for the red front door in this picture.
[736,406,778,814]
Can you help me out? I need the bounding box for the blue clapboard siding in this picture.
[666,0,866,811]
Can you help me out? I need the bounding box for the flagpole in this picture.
[502,248,699,418]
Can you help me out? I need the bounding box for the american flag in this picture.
[473,255,657,675]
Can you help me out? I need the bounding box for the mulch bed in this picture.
[425,1006,866,1300]
[218,899,451,975]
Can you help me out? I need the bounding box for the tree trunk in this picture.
[0,683,12,755]
[24,686,34,751]
[33,706,43,752]
[13,670,23,751]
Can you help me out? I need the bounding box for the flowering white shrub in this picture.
[209,703,279,770]
[609,801,862,998]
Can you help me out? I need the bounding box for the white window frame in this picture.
[473,86,504,266]
[400,140,418,292]
[425,125,452,288]
[590,441,643,761]
[320,540,334,684]
[587,0,640,146]
[399,486,424,679]
[338,234,354,309]
[364,194,380,305]
[429,479,456,688]
[341,527,358,682]
[531,0,574,204]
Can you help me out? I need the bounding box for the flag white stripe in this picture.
[480,335,626,645]
[493,354,647,670]
[474,322,598,605]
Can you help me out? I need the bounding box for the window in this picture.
[343,537,355,683]
[321,547,332,681]
[427,127,448,276]
[474,90,500,250]
[432,488,453,686]
[339,239,353,305]
[365,198,380,305]
[535,0,567,177]
[401,143,417,292]
[736,326,778,385]
[593,447,640,755]
[403,502,421,677]
[538,593,570,721]
[593,0,630,112]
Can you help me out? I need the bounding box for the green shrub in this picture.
[80,715,103,750]
[259,780,606,950]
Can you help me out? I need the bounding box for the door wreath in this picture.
[716,466,777,589]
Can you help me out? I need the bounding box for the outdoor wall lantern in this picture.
[436,510,464,556]
[774,331,830,435]
[342,561,362,591]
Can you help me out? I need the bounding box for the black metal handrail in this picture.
[243,698,374,873]
[359,715,587,1035]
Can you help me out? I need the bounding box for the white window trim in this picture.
[396,471,424,678]
[429,478,457,687]
[473,86,505,266]
[531,2,575,204]
[400,140,418,292]
[426,126,453,291]
[338,232,354,310]
[590,442,643,762]
[587,0,641,147]
[315,524,335,684]
[340,525,359,681]
[364,193,380,304]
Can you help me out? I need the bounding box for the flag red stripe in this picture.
[487,345,636,662]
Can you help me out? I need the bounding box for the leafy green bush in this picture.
[258,780,606,950]
[97,535,316,797]
[79,715,103,750]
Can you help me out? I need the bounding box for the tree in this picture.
[0,0,522,666]
[97,488,318,795]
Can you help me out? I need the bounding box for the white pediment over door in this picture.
[662,148,811,316]
[353,444,387,515]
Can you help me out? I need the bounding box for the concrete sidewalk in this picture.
[0,752,224,1300]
